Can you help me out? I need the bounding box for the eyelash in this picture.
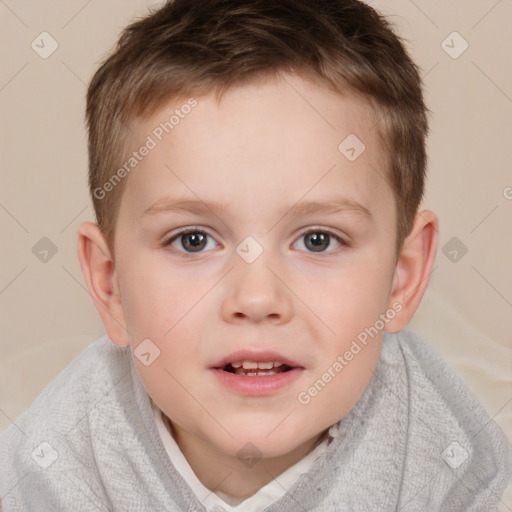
[161,226,347,257]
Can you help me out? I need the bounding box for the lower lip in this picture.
[210,367,303,396]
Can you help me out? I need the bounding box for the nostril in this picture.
[232,312,281,321]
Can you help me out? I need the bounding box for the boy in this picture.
[1,0,510,510]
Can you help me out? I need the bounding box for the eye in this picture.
[165,229,218,253]
[293,230,344,253]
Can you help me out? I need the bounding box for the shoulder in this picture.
[385,329,512,511]
[4,335,132,438]
[0,336,134,508]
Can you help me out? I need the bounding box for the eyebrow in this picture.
[140,196,373,223]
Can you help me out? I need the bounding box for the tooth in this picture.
[231,361,242,368]
[257,362,273,369]
[242,361,258,369]
[233,368,279,377]
[273,361,283,367]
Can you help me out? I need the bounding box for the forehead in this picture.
[117,73,394,230]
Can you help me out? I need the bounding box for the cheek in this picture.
[118,258,208,363]
[119,260,197,340]
[298,270,388,420]
[305,260,393,341]
[127,298,207,427]
[313,261,392,408]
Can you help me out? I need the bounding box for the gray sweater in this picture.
[1,329,510,511]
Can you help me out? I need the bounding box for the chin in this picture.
[211,422,318,461]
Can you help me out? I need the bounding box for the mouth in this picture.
[210,351,304,396]
[220,360,294,377]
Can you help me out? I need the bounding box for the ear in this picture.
[77,222,130,347]
[385,210,438,333]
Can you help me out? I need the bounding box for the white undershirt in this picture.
[151,401,340,512]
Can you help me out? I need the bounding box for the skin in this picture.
[78,73,438,500]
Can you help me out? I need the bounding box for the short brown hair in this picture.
[86,0,428,255]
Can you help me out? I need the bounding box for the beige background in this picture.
[1,0,511,507]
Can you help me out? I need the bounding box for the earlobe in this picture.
[77,222,130,347]
[385,210,438,333]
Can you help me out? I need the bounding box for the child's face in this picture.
[113,74,399,459]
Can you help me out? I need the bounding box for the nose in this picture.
[220,255,293,325]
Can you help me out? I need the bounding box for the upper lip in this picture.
[211,350,303,369]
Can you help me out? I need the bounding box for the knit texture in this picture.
[1,329,510,511]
